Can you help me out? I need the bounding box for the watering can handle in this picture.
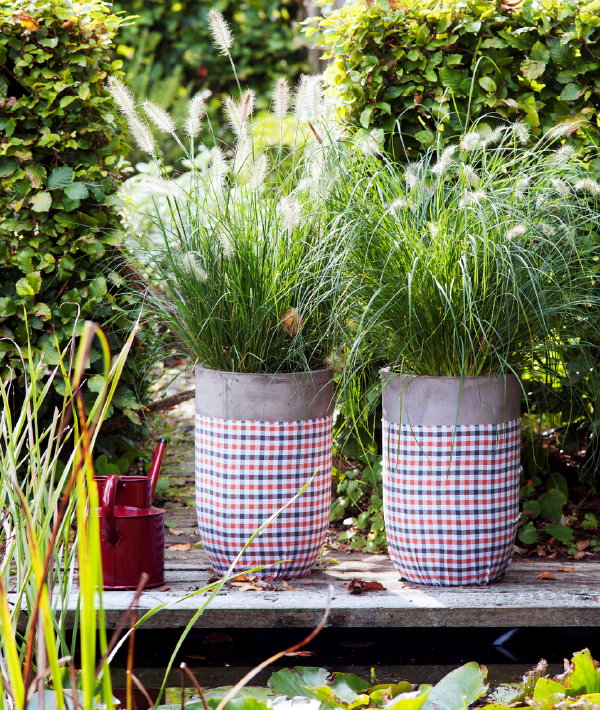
[148,438,167,503]
[102,474,119,544]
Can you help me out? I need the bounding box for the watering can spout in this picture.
[148,438,167,503]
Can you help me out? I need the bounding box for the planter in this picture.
[195,366,334,579]
[95,440,166,590]
[380,372,521,586]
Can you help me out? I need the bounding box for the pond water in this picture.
[108,626,600,708]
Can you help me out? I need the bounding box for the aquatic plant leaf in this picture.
[269,669,334,699]
[564,649,600,694]
[422,663,488,710]
[532,677,566,700]
[386,686,432,710]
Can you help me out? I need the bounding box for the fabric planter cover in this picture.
[195,366,334,579]
[380,372,521,586]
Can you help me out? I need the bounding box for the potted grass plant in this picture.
[335,124,600,585]
[107,13,346,579]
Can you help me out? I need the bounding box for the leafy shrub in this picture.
[309,0,600,158]
[0,0,146,421]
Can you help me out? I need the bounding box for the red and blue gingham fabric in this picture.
[195,415,332,579]
[383,418,521,586]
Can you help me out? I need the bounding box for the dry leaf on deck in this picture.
[536,571,557,581]
[345,578,387,594]
[559,567,576,573]
[168,543,192,552]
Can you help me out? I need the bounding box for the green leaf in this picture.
[414,130,435,146]
[537,489,566,522]
[522,500,541,518]
[532,678,566,701]
[48,166,73,189]
[530,41,550,63]
[30,192,52,212]
[0,297,17,317]
[521,59,546,80]
[543,523,573,543]
[269,668,334,699]
[87,375,106,394]
[15,272,42,297]
[566,649,600,694]
[88,276,107,300]
[422,663,488,710]
[387,686,432,710]
[0,157,19,177]
[64,182,89,200]
[479,76,496,92]
[560,83,581,102]
[360,107,373,129]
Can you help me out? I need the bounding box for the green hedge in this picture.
[0,0,145,421]
[310,0,600,158]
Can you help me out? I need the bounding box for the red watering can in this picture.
[95,439,167,590]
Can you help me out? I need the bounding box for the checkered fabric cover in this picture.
[195,414,332,579]
[383,418,521,586]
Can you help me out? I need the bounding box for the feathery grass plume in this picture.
[355,130,382,155]
[143,175,180,197]
[106,75,137,118]
[515,176,530,198]
[404,165,419,190]
[505,224,527,240]
[574,178,600,195]
[545,121,582,140]
[179,252,209,281]
[224,95,244,136]
[207,8,233,55]
[217,228,235,257]
[238,89,256,123]
[209,146,228,187]
[428,222,439,238]
[389,198,408,212]
[233,132,251,173]
[294,74,324,122]
[481,126,506,147]
[185,92,207,138]
[458,189,486,208]
[248,153,268,190]
[551,178,571,197]
[272,77,290,119]
[540,222,557,237]
[461,164,480,187]
[459,132,484,151]
[141,100,177,134]
[513,122,531,144]
[431,145,457,175]
[278,196,302,232]
[128,116,156,155]
[554,145,576,163]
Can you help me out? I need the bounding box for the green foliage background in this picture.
[113,0,312,122]
[0,0,146,421]
[310,0,600,159]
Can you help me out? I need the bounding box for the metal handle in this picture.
[102,474,119,544]
[148,438,167,503]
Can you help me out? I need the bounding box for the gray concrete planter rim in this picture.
[195,365,335,421]
[380,369,521,426]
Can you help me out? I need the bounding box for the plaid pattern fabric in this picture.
[383,418,521,586]
[195,415,332,579]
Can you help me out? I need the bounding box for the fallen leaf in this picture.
[301,580,313,585]
[282,581,297,591]
[577,540,590,551]
[168,543,192,552]
[158,586,171,592]
[575,551,588,560]
[14,11,40,30]
[280,308,304,336]
[537,571,557,580]
[559,567,576,573]
[345,578,387,594]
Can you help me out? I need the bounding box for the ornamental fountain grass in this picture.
[108,12,349,580]
[334,122,600,585]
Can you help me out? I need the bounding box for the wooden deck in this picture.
[48,394,600,631]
